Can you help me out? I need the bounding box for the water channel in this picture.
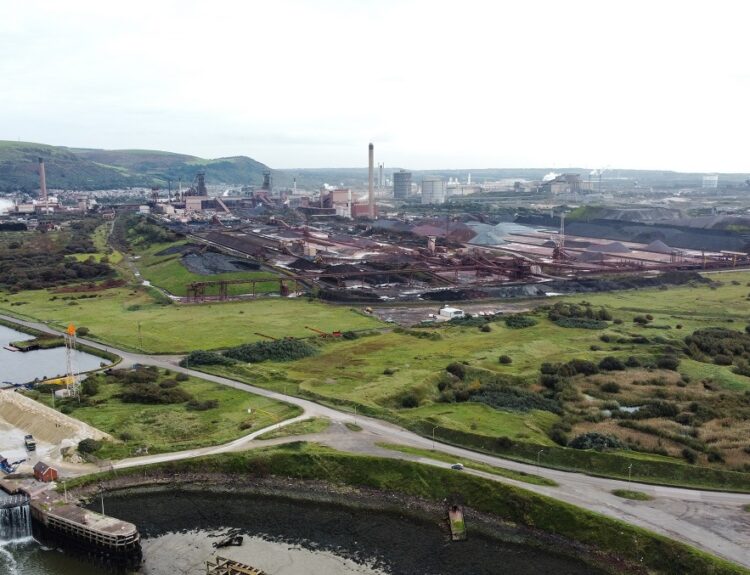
[0,324,108,385]
[2,488,608,575]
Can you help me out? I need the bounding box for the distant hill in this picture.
[0,141,270,192]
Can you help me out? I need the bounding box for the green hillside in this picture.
[0,140,270,192]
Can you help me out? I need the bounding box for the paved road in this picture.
[3,313,750,569]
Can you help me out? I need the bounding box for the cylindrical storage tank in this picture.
[393,170,412,199]
[421,178,446,204]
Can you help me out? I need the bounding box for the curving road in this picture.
[3,313,750,569]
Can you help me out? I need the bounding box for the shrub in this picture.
[80,378,99,396]
[159,379,178,388]
[714,354,733,366]
[180,350,235,367]
[598,356,625,371]
[601,381,621,393]
[569,432,623,451]
[76,326,90,337]
[549,426,568,446]
[555,318,608,330]
[682,448,698,464]
[613,318,623,325]
[175,373,189,382]
[625,356,641,368]
[633,316,649,325]
[498,355,513,365]
[186,399,219,411]
[401,394,419,408]
[480,324,492,333]
[120,383,192,404]
[383,367,396,375]
[223,339,319,363]
[446,362,466,380]
[504,314,538,329]
[656,355,680,370]
[78,438,102,454]
[342,331,359,340]
[564,358,599,376]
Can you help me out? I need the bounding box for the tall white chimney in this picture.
[38,157,48,212]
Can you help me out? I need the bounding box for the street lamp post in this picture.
[537,449,544,466]
[627,463,633,483]
[432,426,438,450]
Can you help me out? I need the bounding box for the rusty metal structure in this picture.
[206,556,267,575]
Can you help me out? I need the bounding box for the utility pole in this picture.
[137,322,143,350]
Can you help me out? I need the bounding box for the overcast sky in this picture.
[1,0,749,172]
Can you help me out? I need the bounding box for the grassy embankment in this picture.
[0,288,382,353]
[65,443,750,575]
[31,367,301,459]
[376,442,558,486]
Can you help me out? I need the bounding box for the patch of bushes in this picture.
[554,317,608,330]
[119,383,192,405]
[180,350,235,367]
[568,432,623,451]
[656,355,680,371]
[598,356,625,371]
[600,382,620,393]
[186,399,219,411]
[78,438,102,454]
[503,314,538,329]
[224,339,319,363]
[498,355,513,365]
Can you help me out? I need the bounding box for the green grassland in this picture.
[67,443,750,575]
[0,287,381,353]
[256,417,330,440]
[135,240,278,297]
[32,369,301,459]
[197,273,750,488]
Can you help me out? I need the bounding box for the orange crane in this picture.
[304,326,342,338]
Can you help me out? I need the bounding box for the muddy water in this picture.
[5,489,608,574]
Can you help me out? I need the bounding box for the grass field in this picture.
[33,369,301,459]
[135,241,278,297]
[197,273,750,486]
[0,287,382,353]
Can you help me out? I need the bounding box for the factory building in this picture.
[393,170,412,199]
[421,178,446,204]
[542,174,582,194]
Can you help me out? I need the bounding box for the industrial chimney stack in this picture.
[38,157,48,212]
[368,142,374,219]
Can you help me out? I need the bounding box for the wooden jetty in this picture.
[206,555,267,575]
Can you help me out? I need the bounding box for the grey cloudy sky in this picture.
[1,0,749,171]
